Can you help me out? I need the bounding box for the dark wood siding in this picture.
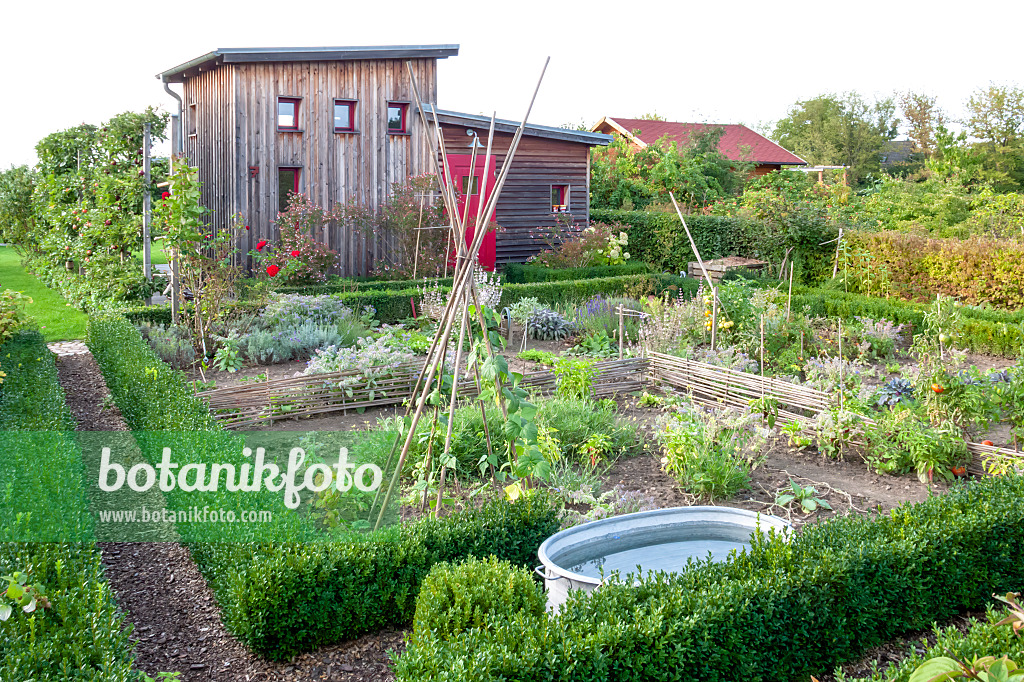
[183,67,235,242]
[184,57,438,276]
[439,124,592,264]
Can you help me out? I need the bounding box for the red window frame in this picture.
[277,97,301,131]
[278,167,301,214]
[333,99,357,132]
[551,184,569,213]
[386,102,409,134]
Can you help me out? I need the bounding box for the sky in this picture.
[3,0,1023,168]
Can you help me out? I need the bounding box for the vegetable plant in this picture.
[775,480,832,514]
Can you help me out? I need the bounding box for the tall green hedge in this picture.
[591,209,753,273]
[0,331,135,681]
[395,473,1024,681]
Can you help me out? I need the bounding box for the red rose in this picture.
[291,250,300,257]
[161,191,170,199]
[256,240,267,251]
[266,264,280,277]
[244,225,250,230]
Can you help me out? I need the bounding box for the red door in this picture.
[444,155,497,271]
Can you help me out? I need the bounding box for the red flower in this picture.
[256,240,267,251]
[161,191,170,199]
[244,225,250,230]
[291,250,301,257]
[266,264,280,277]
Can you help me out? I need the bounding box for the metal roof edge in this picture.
[429,109,613,145]
[157,44,460,82]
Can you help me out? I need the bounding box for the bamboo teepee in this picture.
[369,58,550,529]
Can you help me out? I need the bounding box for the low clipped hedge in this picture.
[788,287,1024,356]
[120,273,697,326]
[502,262,652,284]
[0,330,135,681]
[395,473,1024,681]
[192,493,560,660]
[86,314,562,660]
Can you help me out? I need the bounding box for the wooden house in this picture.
[591,117,806,178]
[428,110,611,266]
[158,46,611,274]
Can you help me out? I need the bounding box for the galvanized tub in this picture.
[536,506,791,611]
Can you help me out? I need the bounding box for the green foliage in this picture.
[590,127,752,210]
[21,108,169,307]
[553,356,597,400]
[526,307,575,341]
[0,331,135,681]
[410,556,545,645]
[657,403,764,499]
[844,231,1024,309]
[842,602,1024,682]
[395,473,1024,682]
[0,165,37,246]
[516,349,557,366]
[502,262,652,283]
[775,479,832,514]
[771,91,899,186]
[193,494,560,660]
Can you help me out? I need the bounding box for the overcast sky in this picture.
[3,0,1022,168]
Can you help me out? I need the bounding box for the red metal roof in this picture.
[601,118,806,166]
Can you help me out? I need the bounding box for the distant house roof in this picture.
[592,117,806,166]
[428,109,613,146]
[881,139,916,167]
[158,45,460,83]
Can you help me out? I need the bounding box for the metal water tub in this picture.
[536,506,791,612]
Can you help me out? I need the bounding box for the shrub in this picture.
[845,231,1024,309]
[657,402,764,499]
[395,472,1024,682]
[502,262,651,283]
[137,321,196,369]
[192,493,561,660]
[411,556,546,645]
[526,307,575,341]
[0,331,135,681]
[553,356,597,400]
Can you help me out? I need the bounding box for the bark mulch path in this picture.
[55,352,404,682]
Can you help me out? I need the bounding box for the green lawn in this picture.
[0,247,89,341]
[131,240,169,266]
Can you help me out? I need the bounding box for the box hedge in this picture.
[395,473,1024,681]
[502,262,652,284]
[86,314,562,660]
[0,331,135,681]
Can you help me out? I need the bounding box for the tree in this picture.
[966,83,1024,149]
[589,127,751,210]
[964,83,1024,190]
[899,91,944,156]
[772,92,899,186]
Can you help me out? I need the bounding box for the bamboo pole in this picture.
[435,304,470,517]
[787,261,794,321]
[710,285,719,351]
[618,305,624,360]
[372,59,549,531]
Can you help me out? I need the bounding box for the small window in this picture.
[277,97,300,131]
[278,167,300,214]
[334,99,356,132]
[551,184,570,213]
[387,102,408,134]
[459,176,480,196]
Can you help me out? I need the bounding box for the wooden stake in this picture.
[618,305,624,360]
[787,261,794,321]
[710,286,719,351]
[412,195,423,279]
